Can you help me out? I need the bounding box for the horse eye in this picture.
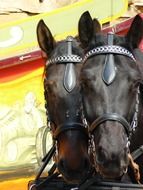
[46,81,57,93]
[47,85,53,93]
[82,80,88,88]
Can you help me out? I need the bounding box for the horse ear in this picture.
[78,11,94,48]
[36,19,55,55]
[126,14,143,49]
[93,18,101,33]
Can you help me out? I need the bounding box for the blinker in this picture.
[102,32,116,85]
[63,36,76,92]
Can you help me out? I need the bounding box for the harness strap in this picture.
[89,113,131,137]
[53,122,88,139]
[131,145,143,160]
[35,145,56,181]
[63,36,77,92]
[102,32,116,85]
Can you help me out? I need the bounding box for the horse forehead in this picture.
[94,33,125,44]
[53,39,82,55]
[52,41,67,55]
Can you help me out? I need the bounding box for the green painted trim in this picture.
[0,0,128,58]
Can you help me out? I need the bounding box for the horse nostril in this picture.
[123,166,128,174]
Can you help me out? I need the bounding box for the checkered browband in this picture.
[46,54,82,65]
[83,45,136,62]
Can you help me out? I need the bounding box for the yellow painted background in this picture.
[0,66,48,190]
[0,67,44,105]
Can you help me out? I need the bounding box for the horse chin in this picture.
[63,176,81,184]
[61,171,87,184]
[100,171,124,180]
[58,164,92,184]
[97,165,126,180]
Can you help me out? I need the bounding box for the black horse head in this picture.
[36,20,91,183]
[78,11,143,180]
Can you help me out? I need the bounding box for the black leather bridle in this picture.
[83,32,138,139]
[44,36,88,141]
[89,113,131,137]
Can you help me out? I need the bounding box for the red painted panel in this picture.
[0,57,44,82]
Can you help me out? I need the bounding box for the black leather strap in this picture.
[53,122,88,139]
[131,145,143,160]
[89,113,131,136]
[102,32,116,85]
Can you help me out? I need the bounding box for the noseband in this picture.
[89,113,131,136]
[83,32,139,139]
[45,36,88,141]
